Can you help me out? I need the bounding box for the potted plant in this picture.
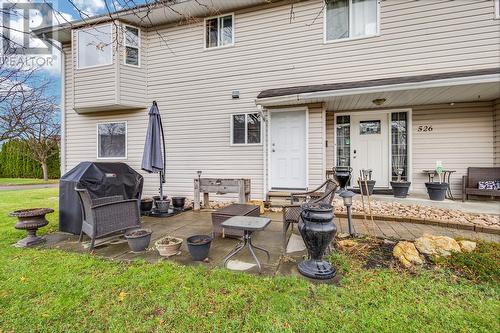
[171,197,186,211]
[153,195,170,213]
[155,236,183,257]
[186,234,213,261]
[140,198,153,213]
[124,228,152,252]
[357,169,375,195]
[425,162,448,201]
[390,158,411,198]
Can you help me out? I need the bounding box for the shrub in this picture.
[0,140,60,179]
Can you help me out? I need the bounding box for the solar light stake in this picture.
[340,190,356,237]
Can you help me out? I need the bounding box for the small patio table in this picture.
[221,216,271,272]
[422,169,456,200]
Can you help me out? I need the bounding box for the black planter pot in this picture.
[187,235,213,261]
[358,180,376,195]
[171,197,186,210]
[125,228,152,252]
[390,181,411,198]
[425,182,448,201]
[140,198,153,213]
[333,166,352,190]
[297,203,337,280]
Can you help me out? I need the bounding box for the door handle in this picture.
[353,149,357,159]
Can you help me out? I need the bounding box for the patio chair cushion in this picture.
[478,181,496,190]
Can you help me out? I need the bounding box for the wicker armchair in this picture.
[75,188,141,250]
[282,179,339,252]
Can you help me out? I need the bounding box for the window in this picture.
[205,14,234,48]
[391,112,408,181]
[359,120,381,135]
[495,0,500,19]
[325,0,379,42]
[124,26,140,66]
[231,113,261,144]
[77,24,112,69]
[97,122,127,159]
[336,115,350,167]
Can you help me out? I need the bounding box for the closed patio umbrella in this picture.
[142,101,166,200]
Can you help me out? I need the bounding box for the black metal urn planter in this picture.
[390,181,411,198]
[10,208,54,247]
[333,166,352,191]
[124,228,152,252]
[187,235,212,261]
[297,203,337,280]
[153,195,170,213]
[425,182,448,201]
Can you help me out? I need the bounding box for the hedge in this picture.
[0,140,60,179]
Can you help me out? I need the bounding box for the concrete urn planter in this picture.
[10,208,54,247]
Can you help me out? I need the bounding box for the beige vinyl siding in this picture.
[72,25,118,110]
[64,0,499,199]
[119,23,147,107]
[308,104,326,189]
[412,102,494,197]
[494,99,500,166]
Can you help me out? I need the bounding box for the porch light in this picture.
[372,98,386,106]
[339,190,356,237]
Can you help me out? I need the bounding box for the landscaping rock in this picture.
[393,241,423,268]
[458,240,477,253]
[414,235,461,257]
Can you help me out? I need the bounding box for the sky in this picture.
[1,0,148,103]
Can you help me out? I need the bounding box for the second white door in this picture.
[350,114,390,188]
[270,110,307,189]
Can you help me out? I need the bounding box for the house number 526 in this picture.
[417,125,433,132]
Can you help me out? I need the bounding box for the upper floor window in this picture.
[205,14,234,49]
[97,122,127,159]
[124,25,140,66]
[325,0,379,42]
[231,113,261,145]
[77,24,112,69]
[495,0,500,19]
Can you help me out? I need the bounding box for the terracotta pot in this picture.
[156,236,183,257]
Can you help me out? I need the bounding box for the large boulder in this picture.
[414,234,461,257]
[393,241,423,268]
[457,240,477,253]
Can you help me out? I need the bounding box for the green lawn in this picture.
[0,188,499,332]
[0,178,59,186]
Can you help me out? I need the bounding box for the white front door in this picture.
[270,110,307,189]
[350,114,390,187]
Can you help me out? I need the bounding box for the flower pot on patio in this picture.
[390,181,411,198]
[425,182,448,201]
[156,236,183,257]
[171,197,186,211]
[187,235,213,261]
[358,180,376,195]
[140,198,153,213]
[124,228,152,252]
[154,198,170,213]
[9,208,54,247]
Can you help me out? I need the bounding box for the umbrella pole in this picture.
[159,171,164,200]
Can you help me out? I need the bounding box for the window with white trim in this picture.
[124,26,140,66]
[231,113,261,144]
[77,24,113,69]
[205,14,234,48]
[495,0,500,19]
[97,122,127,158]
[325,0,379,41]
